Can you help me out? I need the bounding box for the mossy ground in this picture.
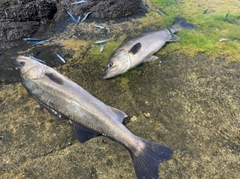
[85,0,240,62]
[61,0,240,104]
[88,35,127,65]
[151,0,240,62]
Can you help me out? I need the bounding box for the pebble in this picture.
[130,116,137,121]
[143,112,151,118]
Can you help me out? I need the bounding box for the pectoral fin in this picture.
[168,34,180,41]
[71,121,101,143]
[143,55,159,62]
[108,106,127,123]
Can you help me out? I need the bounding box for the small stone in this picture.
[143,112,151,118]
[35,105,40,108]
[130,116,137,121]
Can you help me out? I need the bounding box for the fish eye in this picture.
[19,61,25,66]
[108,62,113,68]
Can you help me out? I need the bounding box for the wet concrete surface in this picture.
[0,0,240,179]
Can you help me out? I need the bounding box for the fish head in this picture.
[103,49,130,79]
[16,56,46,80]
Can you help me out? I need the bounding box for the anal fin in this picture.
[71,120,101,143]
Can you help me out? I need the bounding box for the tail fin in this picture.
[170,16,196,33]
[130,138,173,179]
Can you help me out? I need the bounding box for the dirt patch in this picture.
[71,0,147,19]
[0,0,57,49]
[0,0,147,50]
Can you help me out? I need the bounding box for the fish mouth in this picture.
[103,67,116,79]
[103,65,118,79]
[103,70,110,79]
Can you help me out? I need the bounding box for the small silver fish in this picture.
[71,0,86,5]
[94,25,109,36]
[28,55,46,64]
[94,24,109,30]
[33,39,51,45]
[81,12,92,22]
[100,44,106,52]
[76,16,81,24]
[95,39,111,44]
[67,11,76,22]
[219,38,230,42]
[56,53,66,64]
[103,17,196,79]
[16,56,173,179]
[23,38,50,45]
[23,38,48,42]
[67,11,80,24]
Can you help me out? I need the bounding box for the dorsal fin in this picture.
[129,42,142,55]
[108,106,127,123]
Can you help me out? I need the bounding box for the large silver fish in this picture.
[103,17,196,79]
[17,56,173,179]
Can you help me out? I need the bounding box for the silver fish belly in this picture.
[17,56,172,179]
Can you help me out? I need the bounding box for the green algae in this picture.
[60,39,90,62]
[87,35,127,64]
[118,77,131,95]
[78,0,240,63]
[152,0,176,7]
[148,0,240,61]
